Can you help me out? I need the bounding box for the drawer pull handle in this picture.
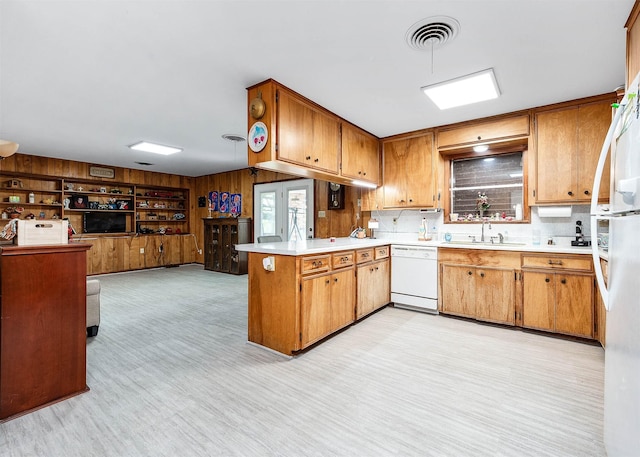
[548,260,563,265]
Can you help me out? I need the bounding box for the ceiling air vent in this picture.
[405,16,460,51]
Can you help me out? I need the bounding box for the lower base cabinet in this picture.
[356,257,390,319]
[522,270,594,338]
[301,268,355,347]
[439,249,519,326]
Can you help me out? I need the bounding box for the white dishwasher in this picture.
[391,245,438,314]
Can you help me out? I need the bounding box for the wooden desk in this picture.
[0,243,91,421]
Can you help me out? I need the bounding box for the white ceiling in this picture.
[0,0,634,177]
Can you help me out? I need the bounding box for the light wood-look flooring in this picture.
[0,265,605,456]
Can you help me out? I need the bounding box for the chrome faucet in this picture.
[481,220,491,242]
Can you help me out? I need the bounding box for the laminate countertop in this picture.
[235,237,599,257]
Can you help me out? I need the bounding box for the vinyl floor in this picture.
[0,265,606,457]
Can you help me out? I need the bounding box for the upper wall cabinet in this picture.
[534,99,613,204]
[340,122,380,186]
[247,79,380,187]
[383,132,435,208]
[436,115,530,150]
[277,88,341,174]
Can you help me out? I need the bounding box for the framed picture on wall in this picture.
[71,195,87,209]
[208,191,218,211]
[219,192,230,213]
[230,194,241,215]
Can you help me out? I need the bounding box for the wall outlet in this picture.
[139,248,144,254]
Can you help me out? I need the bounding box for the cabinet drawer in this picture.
[356,248,374,264]
[521,254,592,272]
[332,251,355,269]
[301,255,331,275]
[374,245,389,260]
[437,115,530,149]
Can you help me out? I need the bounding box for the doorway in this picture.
[253,179,314,241]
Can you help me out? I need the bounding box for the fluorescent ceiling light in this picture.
[129,141,182,155]
[421,68,500,110]
[473,144,489,153]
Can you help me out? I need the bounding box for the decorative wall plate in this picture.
[248,122,268,152]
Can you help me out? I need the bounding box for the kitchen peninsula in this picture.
[235,238,392,355]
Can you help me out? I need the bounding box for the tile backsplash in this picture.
[368,205,598,246]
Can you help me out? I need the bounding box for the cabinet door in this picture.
[277,89,340,174]
[440,264,475,318]
[555,273,594,338]
[341,123,380,185]
[330,268,355,330]
[535,108,578,202]
[372,258,390,311]
[383,134,434,208]
[356,264,375,319]
[475,268,516,325]
[301,274,333,347]
[577,101,611,202]
[221,223,231,272]
[522,271,556,331]
[361,186,384,212]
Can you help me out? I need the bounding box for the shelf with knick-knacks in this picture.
[134,186,189,234]
[0,173,63,221]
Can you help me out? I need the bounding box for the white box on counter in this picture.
[16,219,68,246]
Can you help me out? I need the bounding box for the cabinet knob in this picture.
[314,158,319,163]
[584,190,590,195]
[561,278,567,284]
[477,135,482,140]
[568,191,574,196]
[305,156,311,160]
[545,278,550,283]
[334,278,338,283]
[363,172,366,176]
[358,171,362,175]
[468,271,473,275]
[409,198,413,202]
[399,199,405,203]
[325,279,330,284]
[480,272,485,278]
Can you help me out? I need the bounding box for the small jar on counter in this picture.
[28,192,35,204]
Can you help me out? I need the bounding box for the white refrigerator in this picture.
[591,73,640,456]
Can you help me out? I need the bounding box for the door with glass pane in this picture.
[254,179,314,241]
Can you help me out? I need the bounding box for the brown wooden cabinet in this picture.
[437,114,530,150]
[522,254,594,339]
[247,79,380,188]
[356,246,390,319]
[341,122,380,186]
[382,133,435,208]
[534,99,612,204]
[277,88,341,174]
[301,251,355,347]
[203,217,252,274]
[439,248,519,326]
[0,244,91,421]
[246,245,390,355]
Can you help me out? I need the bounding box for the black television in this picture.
[83,212,127,234]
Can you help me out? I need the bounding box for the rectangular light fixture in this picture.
[129,141,182,155]
[352,179,378,189]
[421,68,500,110]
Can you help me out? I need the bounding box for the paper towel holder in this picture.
[537,206,572,218]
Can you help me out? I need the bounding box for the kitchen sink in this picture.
[444,240,527,247]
